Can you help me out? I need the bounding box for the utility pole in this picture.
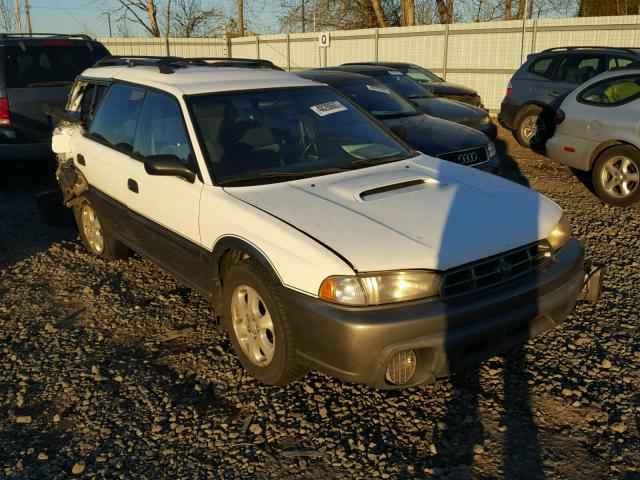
[14,0,22,34]
[24,0,31,36]
[520,0,529,62]
[301,0,305,33]
[107,12,112,37]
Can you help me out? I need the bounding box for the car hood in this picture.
[419,81,477,96]
[223,155,562,272]
[382,114,488,156]
[412,96,486,123]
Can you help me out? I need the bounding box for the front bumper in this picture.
[281,239,584,388]
[473,154,502,174]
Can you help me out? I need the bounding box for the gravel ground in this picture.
[1,129,638,479]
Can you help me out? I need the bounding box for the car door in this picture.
[125,89,209,292]
[76,82,146,241]
[547,53,606,108]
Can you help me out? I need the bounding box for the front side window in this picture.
[188,86,412,185]
[334,80,419,118]
[406,66,441,83]
[580,75,640,105]
[133,90,193,166]
[374,72,434,99]
[80,83,108,125]
[89,84,145,152]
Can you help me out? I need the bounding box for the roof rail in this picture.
[541,46,639,54]
[0,33,93,40]
[189,57,282,70]
[92,55,189,74]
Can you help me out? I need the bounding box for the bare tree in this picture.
[171,0,223,37]
[0,0,16,32]
[401,0,415,25]
[237,0,245,36]
[505,0,512,18]
[435,0,454,23]
[370,0,388,26]
[111,0,161,37]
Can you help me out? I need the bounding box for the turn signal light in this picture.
[0,97,10,126]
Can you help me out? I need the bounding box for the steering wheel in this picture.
[301,133,333,161]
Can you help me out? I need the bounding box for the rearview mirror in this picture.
[390,124,408,140]
[144,154,196,183]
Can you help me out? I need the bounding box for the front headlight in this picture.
[319,271,440,306]
[487,142,497,158]
[547,214,573,251]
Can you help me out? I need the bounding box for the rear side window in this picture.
[528,56,556,79]
[89,84,145,152]
[580,75,640,105]
[608,57,634,70]
[553,54,603,84]
[133,91,193,166]
[3,44,108,88]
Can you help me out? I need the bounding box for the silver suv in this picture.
[500,47,640,149]
[547,67,640,206]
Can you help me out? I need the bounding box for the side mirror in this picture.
[144,154,196,183]
[390,124,408,140]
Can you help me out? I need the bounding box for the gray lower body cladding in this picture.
[281,239,584,388]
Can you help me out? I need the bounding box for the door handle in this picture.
[127,178,139,194]
[77,154,85,166]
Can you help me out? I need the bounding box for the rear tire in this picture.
[514,105,553,149]
[592,146,640,207]
[73,198,129,260]
[222,259,306,386]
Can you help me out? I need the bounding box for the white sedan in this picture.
[547,67,640,206]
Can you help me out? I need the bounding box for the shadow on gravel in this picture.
[431,141,546,479]
[0,160,75,270]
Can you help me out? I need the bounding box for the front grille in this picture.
[440,242,553,299]
[438,146,488,166]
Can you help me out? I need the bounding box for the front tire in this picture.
[514,105,553,149]
[73,199,129,260]
[592,146,640,207]
[222,260,306,386]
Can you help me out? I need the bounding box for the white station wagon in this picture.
[50,57,595,388]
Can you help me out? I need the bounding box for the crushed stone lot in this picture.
[0,128,638,479]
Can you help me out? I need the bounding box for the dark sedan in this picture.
[297,70,501,173]
[343,61,485,108]
[321,65,497,139]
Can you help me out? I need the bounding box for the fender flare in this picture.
[211,235,282,286]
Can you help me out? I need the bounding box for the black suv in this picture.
[500,46,640,148]
[0,33,109,161]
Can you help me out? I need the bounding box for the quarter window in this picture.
[88,84,145,152]
[528,56,556,79]
[553,55,603,84]
[133,90,193,166]
[580,75,640,105]
[608,57,634,70]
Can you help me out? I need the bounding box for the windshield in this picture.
[189,86,412,186]
[333,79,419,118]
[372,71,434,99]
[406,66,441,83]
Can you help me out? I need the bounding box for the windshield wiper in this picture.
[219,167,350,186]
[408,94,431,100]
[27,81,73,87]
[376,112,420,120]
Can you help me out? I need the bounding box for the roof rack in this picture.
[0,33,93,40]
[92,55,190,74]
[189,57,283,70]
[542,46,640,54]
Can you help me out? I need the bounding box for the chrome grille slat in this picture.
[440,241,552,299]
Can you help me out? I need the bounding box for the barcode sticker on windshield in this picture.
[366,84,391,94]
[310,101,348,117]
[388,70,403,75]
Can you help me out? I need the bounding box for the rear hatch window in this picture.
[4,43,109,88]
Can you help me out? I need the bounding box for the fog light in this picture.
[385,350,417,385]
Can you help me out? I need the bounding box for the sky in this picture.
[21,0,278,37]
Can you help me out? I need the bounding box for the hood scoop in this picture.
[359,178,436,201]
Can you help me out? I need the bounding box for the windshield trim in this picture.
[184,85,415,187]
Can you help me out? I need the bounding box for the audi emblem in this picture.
[458,152,479,165]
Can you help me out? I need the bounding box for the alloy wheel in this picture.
[600,155,639,199]
[81,204,104,254]
[231,285,275,367]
